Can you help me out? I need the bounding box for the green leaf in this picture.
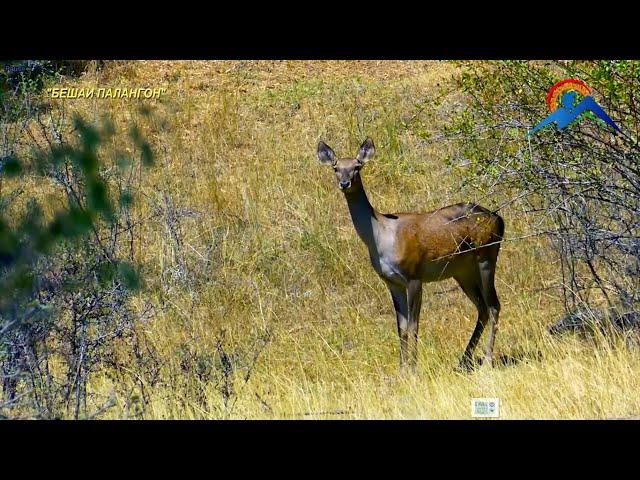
[117,262,140,290]
[50,208,93,238]
[119,190,134,208]
[116,153,132,170]
[140,142,154,167]
[1,155,22,177]
[87,178,111,215]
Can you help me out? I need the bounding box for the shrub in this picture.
[1,69,154,418]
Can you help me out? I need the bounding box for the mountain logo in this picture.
[528,78,620,136]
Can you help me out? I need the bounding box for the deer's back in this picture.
[386,202,504,280]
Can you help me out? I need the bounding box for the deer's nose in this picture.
[339,181,351,190]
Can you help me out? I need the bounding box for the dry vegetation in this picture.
[7,60,640,419]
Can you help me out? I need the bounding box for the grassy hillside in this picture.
[6,60,640,419]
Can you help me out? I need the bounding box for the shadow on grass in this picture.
[495,349,544,367]
[459,349,545,373]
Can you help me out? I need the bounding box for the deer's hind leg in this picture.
[478,249,501,366]
[455,268,488,371]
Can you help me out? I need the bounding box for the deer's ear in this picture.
[356,137,375,164]
[317,141,337,165]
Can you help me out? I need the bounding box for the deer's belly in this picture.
[419,260,457,282]
[374,254,458,284]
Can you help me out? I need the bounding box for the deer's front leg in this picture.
[387,282,409,371]
[407,279,423,372]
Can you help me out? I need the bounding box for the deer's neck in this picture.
[344,185,379,251]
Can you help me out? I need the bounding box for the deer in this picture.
[317,138,505,372]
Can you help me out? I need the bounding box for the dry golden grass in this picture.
[15,60,640,419]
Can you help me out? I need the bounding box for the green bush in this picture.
[413,60,640,318]
[1,71,154,417]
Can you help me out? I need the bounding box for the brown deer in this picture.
[317,138,505,372]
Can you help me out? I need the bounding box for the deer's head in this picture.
[317,138,375,194]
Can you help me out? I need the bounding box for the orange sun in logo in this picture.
[546,79,591,112]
